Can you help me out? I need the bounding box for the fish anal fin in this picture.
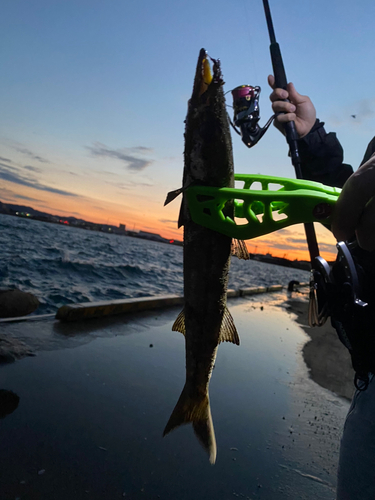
[219,307,240,345]
[163,383,217,464]
[231,239,250,260]
[172,309,186,335]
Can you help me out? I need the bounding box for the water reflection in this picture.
[0,299,349,499]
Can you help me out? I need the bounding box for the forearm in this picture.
[297,119,353,188]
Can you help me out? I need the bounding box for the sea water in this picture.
[0,214,309,314]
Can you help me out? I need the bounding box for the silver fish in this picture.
[164,49,246,463]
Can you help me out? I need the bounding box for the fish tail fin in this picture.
[163,382,217,464]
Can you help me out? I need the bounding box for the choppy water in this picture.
[0,214,309,314]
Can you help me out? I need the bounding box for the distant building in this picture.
[119,223,126,231]
[138,230,168,243]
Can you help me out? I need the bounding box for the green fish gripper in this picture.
[186,174,341,240]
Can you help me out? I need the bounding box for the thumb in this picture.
[268,74,275,89]
[287,82,305,105]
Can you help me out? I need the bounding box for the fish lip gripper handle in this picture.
[186,174,341,240]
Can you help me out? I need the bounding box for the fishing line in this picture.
[241,0,259,83]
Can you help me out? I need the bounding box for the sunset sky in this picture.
[2,0,375,261]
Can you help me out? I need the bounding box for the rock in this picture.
[0,389,20,418]
[0,335,35,363]
[287,280,300,292]
[0,288,39,318]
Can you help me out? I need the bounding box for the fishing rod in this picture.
[261,0,369,338]
[261,0,320,264]
[229,1,320,263]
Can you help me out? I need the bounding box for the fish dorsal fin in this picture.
[172,309,186,335]
[219,307,240,345]
[231,239,250,260]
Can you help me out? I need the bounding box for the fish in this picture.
[163,48,246,463]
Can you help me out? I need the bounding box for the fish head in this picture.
[179,48,234,226]
[190,48,224,106]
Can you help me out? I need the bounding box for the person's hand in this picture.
[268,75,316,138]
[332,154,375,251]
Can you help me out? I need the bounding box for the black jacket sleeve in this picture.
[297,119,353,188]
[360,136,375,166]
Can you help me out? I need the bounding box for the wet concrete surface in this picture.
[0,293,350,499]
[287,296,355,401]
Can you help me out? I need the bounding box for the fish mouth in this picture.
[192,48,222,100]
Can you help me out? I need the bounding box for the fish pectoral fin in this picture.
[164,187,184,206]
[172,309,186,335]
[219,307,240,345]
[164,188,188,228]
[231,239,250,260]
[163,383,217,464]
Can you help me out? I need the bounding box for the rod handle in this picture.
[270,43,300,172]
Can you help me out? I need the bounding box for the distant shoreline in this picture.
[0,203,311,271]
[0,201,183,247]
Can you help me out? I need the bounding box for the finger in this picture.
[268,75,275,89]
[287,82,314,109]
[332,167,375,241]
[356,196,375,251]
[271,101,296,114]
[268,76,290,101]
[269,89,289,105]
[286,82,302,103]
[275,112,297,124]
[331,178,367,241]
[273,120,285,134]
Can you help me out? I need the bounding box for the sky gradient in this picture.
[2,0,375,261]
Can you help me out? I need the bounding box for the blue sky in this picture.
[1,0,375,258]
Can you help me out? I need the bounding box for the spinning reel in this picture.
[310,241,368,328]
[230,85,275,148]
